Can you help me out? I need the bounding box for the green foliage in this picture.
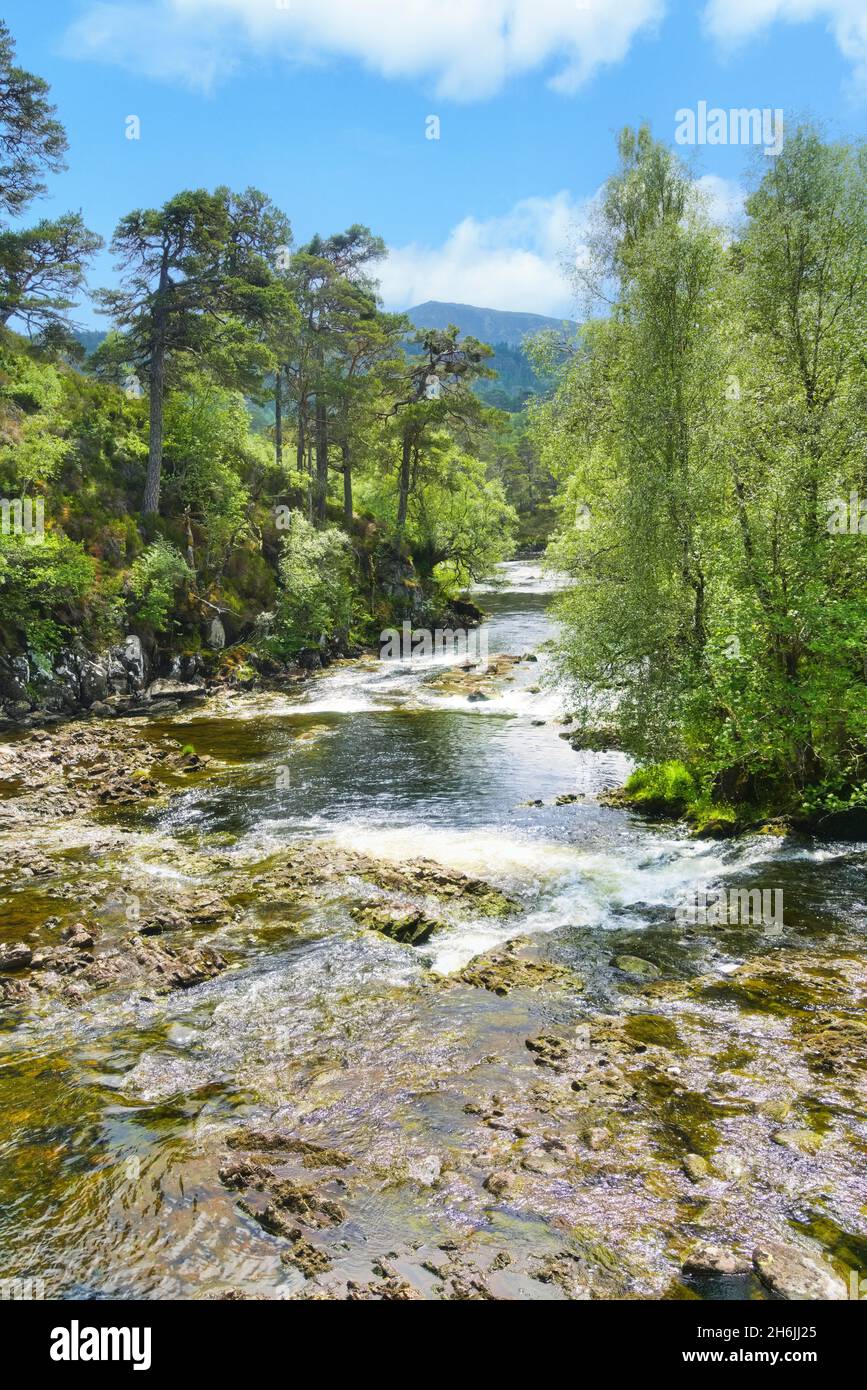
[621,762,695,816]
[0,19,68,219]
[0,26,101,343]
[271,510,356,654]
[0,530,95,651]
[0,345,63,411]
[127,539,191,632]
[0,213,103,334]
[482,410,556,548]
[0,22,525,696]
[162,383,257,562]
[408,446,516,588]
[535,123,867,817]
[97,184,292,513]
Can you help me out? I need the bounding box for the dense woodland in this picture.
[0,20,528,675]
[1,19,865,826]
[533,125,867,828]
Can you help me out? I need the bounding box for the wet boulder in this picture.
[682,1246,752,1277]
[753,1243,846,1300]
[459,945,577,996]
[147,678,206,701]
[61,923,95,950]
[363,857,519,916]
[0,942,32,972]
[0,654,30,703]
[613,954,661,980]
[118,634,148,689]
[351,901,439,945]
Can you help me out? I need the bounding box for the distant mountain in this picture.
[406,301,577,411]
[74,302,576,414]
[405,301,577,349]
[74,329,107,356]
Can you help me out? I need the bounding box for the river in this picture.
[1,561,865,1300]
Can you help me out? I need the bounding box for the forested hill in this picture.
[406,301,577,346]
[68,304,574,414]
[71,304,577,360]
[70,303,574,413]
[406,302,577,411]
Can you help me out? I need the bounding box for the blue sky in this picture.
[3,0,865,324]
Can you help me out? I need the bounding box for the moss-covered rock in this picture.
[350,901,440,945]
[459,942,580,996]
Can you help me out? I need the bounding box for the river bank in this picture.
[1,562,865,1301]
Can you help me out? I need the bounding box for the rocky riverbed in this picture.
[1,564,864,1301]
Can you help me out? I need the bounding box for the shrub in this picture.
[0,530,96,651]
[622,760,695,816]
[270,510,356,655]
[126,539,191,632]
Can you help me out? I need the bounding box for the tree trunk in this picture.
[143,249,170,517]
[314,396,328,523]
[396,430,412,533]
[342,441,352,527]
[294,400,305,509]
[274,366,283,467]
[143,328,165,516]
[184,511,195,571]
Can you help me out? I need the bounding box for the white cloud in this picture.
[64,0,665,97]
[377,192,586,315]
[694,173,745,229]
[378,174,746,315]
[702,0,867,91]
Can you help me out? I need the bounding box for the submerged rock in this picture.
[613,955,661,980]
[407,1155,441,1186]
[226,1131,351,1168]
[521,1151,567,1177]
[346,1274,423,1301]
[682,1153,711,1183]
[281,1239,332,1279]
[483,1171,516,1197]
[771,1128,824,1156]
[223,1155,346,1257]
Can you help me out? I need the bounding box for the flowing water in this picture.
[1,561,865,1300]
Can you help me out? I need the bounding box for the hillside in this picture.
[74,302,575,413]
[406,301,577,411]
[405,301,577,347]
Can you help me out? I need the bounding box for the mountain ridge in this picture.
[405,301,577,348]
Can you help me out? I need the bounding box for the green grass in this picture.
[621,761,695,817]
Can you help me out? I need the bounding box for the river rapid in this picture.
[1,561,865,1301]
